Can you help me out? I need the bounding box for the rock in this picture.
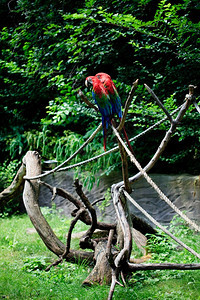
[38,171,200,226]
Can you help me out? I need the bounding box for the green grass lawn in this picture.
[0,209,200,299]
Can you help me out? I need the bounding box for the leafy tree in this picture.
[0,0,200,173]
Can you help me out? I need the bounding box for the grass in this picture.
[0,209,200,299]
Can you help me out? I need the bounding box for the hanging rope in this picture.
[112,125,200,233]
[123,190,200,260]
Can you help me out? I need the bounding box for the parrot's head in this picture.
[85,76,94,87]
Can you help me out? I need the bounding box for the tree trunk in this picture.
[82,241,115,286]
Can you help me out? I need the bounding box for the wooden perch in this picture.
[23,151,94,265]
[108,190,132,300]
[114,85,195,191]
[117,79,139,131]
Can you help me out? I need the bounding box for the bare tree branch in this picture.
[127,263,200,271]
[39,180,116,231]
[193,101,200,113]
[114,90,194,191]
[117,79,139,131]
[112,124,200,233]
[144,83,173,123]
[78,89,99,112]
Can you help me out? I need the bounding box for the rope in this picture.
[23,122,102,180]
[24,104,183,180]
[112,125,200,233]
[123,190,200,260]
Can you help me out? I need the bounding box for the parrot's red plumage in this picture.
[85,72,134,153]
[95,72,134,154]
[85,76,112,151]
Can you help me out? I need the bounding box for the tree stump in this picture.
[82,241,116,286]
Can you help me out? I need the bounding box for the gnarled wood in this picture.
[23,151,65,255]
[23,151,94,265]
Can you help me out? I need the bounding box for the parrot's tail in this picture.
[102,118,108,151]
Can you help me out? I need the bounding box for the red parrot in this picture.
[85,76,112,151]
[95,72,134,154]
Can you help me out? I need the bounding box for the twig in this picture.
[39,180,85,211]
[65,207,86,255]
[78,89,99,112]
[188,84,197,95]
[50,187,57,202]
[144,83,173,123]
[74,179,97,231]
[117,79,139,131]
[106,229,115,266]
[91,197,105,206]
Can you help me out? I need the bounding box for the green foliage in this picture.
[96,188,111,216]
[0,0,200,178]
[146,214,200,264]
[0,160,21,191]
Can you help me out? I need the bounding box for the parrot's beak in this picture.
[85,77,93,87]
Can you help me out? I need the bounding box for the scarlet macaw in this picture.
[95,72,122,119]
[85,75,112,151]
[95,72,134,154]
